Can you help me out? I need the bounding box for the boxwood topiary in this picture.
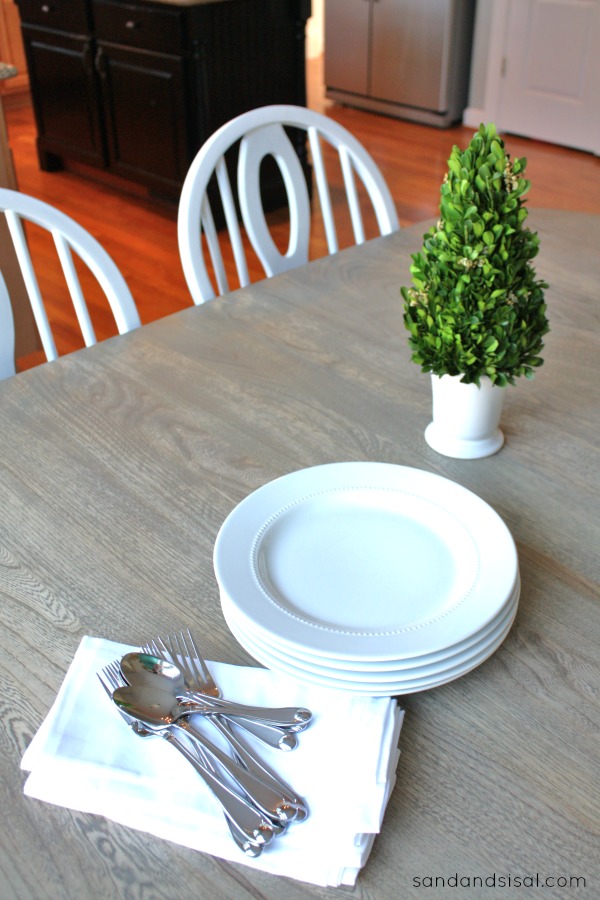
[401,123,549,386]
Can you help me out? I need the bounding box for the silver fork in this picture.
[157,629,312,729]
[146,636,298,751]
[97,664,271,855]
[149,631,309,820]
[110,655,298,826]
[164,629,219,697]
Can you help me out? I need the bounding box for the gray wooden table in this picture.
[0,209,598,899]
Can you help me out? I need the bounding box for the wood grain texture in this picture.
[3,56,600,372]
[0,209,598,899]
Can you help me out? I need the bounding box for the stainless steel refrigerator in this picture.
[324,0,476,127]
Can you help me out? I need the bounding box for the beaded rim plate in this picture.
[214,462,518,661]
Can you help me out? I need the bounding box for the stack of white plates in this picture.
[214,462,519,696]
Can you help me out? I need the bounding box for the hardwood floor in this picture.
[4,55,600,372]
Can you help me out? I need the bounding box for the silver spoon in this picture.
[113,683,299,825]
[121,652,311,729]
[120,653,308,820]
[121,653,308,821]
[122,651,301,750]
[97,672,265,856]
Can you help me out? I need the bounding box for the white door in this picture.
[499,0,600,153]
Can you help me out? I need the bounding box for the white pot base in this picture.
[425,374,506,459]
[425,422,505,459]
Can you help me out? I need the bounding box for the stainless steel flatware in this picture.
[145,631,309,820]
[97,666,271,855]
[141,641,298,752]
[123,650,309,820]
[126,650,296,754]
[143,635,312,728]
[112,681,299,825]
[124,650,305,744]
[96,624,312,851]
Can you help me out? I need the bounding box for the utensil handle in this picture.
[210,716,308,817]
[182,694,312,730]
[175,719,297,824]
[164,731,273,847]
[206,712,298,750]
[176,726,267,855]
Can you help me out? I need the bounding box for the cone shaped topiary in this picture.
[401,124,549,386]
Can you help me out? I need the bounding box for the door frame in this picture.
[463,0,511,131]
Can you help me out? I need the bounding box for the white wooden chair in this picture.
[0,188,140,378]
[0,269,16,380]
[177,104,400,304]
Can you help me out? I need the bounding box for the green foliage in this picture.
[401,123,549,386]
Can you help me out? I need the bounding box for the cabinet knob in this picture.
[125,20,139,30]
[41,3,52,12]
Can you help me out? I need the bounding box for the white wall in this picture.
[467,1,493,112]
[307,0,324,58]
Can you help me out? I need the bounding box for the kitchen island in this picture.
[17,0,311,200]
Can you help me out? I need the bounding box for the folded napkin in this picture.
[21,636,403,887]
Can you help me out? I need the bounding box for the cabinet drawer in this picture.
[18,0,91,34]
[92,0,184,55]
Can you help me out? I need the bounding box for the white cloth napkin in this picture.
[21,636,403,888]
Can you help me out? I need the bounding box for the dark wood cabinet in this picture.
[21,26,104,169]
[17,0,311,199]
[95,42,189,190]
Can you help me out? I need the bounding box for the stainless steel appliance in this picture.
[324,0,476,127]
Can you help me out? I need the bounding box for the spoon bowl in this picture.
[113,683,301,825]
[120,651,306,749]
[121,652,187,692]
[113,682,185,727]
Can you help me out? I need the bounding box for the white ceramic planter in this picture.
[425,374,506,459]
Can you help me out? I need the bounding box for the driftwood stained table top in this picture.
[0,209,598,899]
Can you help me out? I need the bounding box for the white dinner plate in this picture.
[225,604,517,696]
[221,570,520,673]
[214,462,518,661]
[223,578,519,682]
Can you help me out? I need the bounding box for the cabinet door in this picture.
[324,0,370,95]
[21,27,105,167]
[95,43,188,192]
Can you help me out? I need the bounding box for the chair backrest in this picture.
[177,104,400,304]
[0,188,140,378]
[0,269,16,380]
